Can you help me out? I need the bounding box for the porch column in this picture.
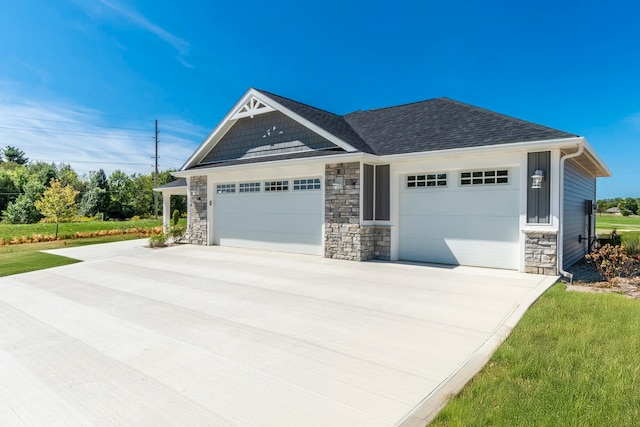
[162,192,171,231]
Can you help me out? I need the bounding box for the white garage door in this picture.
[399,169,520,269]
[213,181,323,255]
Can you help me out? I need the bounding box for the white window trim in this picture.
[216,183,236,194]
[459,169,510,186]
[406,172,448,189]
[239,181,261,193]
[264,180,290,192]
[293,177,322,191]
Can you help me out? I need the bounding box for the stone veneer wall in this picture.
[324,162,390,261]
[524,231,557,275]
[187,176,208,245]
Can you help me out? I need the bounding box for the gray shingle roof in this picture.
[189,91,578,170]
[156,178,186,189]
[256,89,375,153]
[343,97,577,155]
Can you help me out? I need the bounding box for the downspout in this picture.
[558,142,585,283]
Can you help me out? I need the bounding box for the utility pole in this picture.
[154,119,158,220]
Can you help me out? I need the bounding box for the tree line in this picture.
[597,198,639,216]
[0,146,185,224]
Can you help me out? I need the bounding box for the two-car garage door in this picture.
[399,169,520,270]
[213,182,323,255]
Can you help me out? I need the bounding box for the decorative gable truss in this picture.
[181,88,358,170]
[232,96,275,119]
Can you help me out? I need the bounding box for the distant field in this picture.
[0,219,163,242]
[596,214,640,233]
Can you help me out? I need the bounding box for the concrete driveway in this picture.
[0,240,557,427]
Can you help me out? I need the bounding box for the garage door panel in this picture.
[401,189,519,217]
[400,215,519,241]
[399,173,520,270]
[214,191,322,255]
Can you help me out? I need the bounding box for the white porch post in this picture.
[162,192,171,231]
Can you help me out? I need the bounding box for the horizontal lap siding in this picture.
[563,159,596,268]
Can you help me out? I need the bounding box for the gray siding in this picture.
[375,165,390,220]
[563,159,596,268]
[363,164,374,221]
[527,151,551,223]
[200,111,338,164]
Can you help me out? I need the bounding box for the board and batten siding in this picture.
[563,158,596,268]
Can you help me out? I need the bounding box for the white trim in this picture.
[173,152,367,178]
[231,96,275,119]
[379,137,589,162]
[181,88,358,170]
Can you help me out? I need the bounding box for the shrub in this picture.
[622,233,640,258]
[171,210,180,227]
[167,225,186,243]
[148,232,167,248]
[131,215,141,221]
[585,244,637,282]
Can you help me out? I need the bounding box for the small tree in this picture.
[34,179,79,238]
[1,146,28,164]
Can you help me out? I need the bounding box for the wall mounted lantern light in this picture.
[531,169,544,189]
[332,176,344,190]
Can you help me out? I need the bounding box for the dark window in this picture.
[375,165,390,221]
[363,164,374,221]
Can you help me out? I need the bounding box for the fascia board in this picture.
[580,137,612,177]
[378,137,587,162]
[173,152,367,177]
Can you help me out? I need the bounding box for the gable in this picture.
[198,110,343,166]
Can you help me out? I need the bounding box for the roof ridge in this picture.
[345,97,444,116]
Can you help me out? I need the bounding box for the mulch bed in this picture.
[564,259,640,299]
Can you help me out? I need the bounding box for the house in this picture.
[156,88,610,275]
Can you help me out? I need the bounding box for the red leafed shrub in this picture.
[585,244,638,282]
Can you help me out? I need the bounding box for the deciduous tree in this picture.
[34,179,79,238]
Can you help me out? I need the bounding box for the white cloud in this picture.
[0,95,203,178]
[71,0,191,66]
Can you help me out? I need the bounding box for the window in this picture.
[363,164,390,221]
[216,183,236,194]
[460,169,509,185]
[239,182,261,192]
[407,173,447,188]
[264,180,289,191]
[293,178,321,190]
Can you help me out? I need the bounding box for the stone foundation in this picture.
[524,231,558,275]
[324,162,390,261]
[187,176,207,245]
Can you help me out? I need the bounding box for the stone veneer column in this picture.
[524,231,558,275]
[324,162,362,260]
[324,163,391,261]
[187,176,208,245]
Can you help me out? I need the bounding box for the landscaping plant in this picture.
[585,244,638,282]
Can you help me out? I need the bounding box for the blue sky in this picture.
[0,0,638,198]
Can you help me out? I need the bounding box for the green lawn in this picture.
[430,284,640,426]
[0,234,145,277]
[596,214,640,234]
[0,219,163,242]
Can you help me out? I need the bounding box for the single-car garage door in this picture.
[399,169,520,269]
[213,179,323,255]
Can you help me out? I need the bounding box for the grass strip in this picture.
[0,234,144,277]
[430,284,640,427]
[0,219,163,242]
